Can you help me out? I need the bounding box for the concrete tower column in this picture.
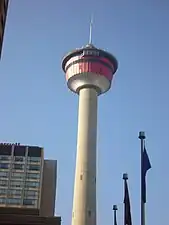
[72,87,98,225]
[62,43,118,225]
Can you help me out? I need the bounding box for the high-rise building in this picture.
[0,143,57,217]
[0,0,9,58]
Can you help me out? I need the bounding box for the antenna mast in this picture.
[89,14,93,44]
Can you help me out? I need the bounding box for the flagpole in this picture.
[139,131,145,225]
[123,173,128,225]
[113,205,118,225]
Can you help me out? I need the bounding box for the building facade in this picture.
[0,0,9,58]
[0,143,57,216]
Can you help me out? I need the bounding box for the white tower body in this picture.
[62,44,118,225]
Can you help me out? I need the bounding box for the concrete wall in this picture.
[40,160,57,217]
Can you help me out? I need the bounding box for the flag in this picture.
[114,210,117,225]
[124,179,132,225]
[142,147,151,203]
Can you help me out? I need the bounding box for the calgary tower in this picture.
[62,22,118,225]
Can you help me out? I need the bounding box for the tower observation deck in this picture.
[62,43,118,94]
[62,43,118,225]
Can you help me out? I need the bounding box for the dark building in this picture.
[0,0,9,58]
[0,143,57,217]
[0,207,61,225]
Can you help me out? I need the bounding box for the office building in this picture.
[0,0,9,58]
[0,143,57,217]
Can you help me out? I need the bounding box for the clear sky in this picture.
[0,1,169,225]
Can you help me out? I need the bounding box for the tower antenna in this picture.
[89,14,93,44]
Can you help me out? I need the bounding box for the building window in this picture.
[26,173,40,180]
[0,189,7,195]
[25,181,40,188]
[0,180,8,187]
[27,165,40,171]
[0,156,10,161]
[10,180,23,188]
[0,171,8,177]
[0,197,6,204]
[8,189,22,196]
[7,198,21,205]
[83,50,99,56]
[11,172,24,179]
[23,199,36,206]
[27,157,41,163]
[0,163,9,169]
[14,156,24,162]
[24,190,38,197]
[13,164,24,170]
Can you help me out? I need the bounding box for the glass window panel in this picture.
[0,189,7,195]
[0,197,6,204]
[23,199,37,205]
[27,157,41,163]
[8,189,22,196]
[26,173,40,180]
[25,181,40,188]
[0,171,8,177]
[0,156,10,160]
[14,156,24,162]
[0,180,8,186]
[11,172,24,179]
[10,180,23,187]
[27,164,40,171]
[0,163,9,169]
[7,198,21,205]
[13,164,24,170]
[24,190,38,197]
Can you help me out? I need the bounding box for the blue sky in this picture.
[1,0,169,224]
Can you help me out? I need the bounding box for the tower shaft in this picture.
[72,87,98,225]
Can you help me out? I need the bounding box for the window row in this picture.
[0,171,41,179]
[0,197,38,206]
[10,181,40,188]
[0,171,8,177]
[0,180,40,188]
[13,156,41,163]
[12,172,41,179]
[0,189,39,197]
[0,163,41,170]
[0,156,11,161]
[0,156,41,162]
